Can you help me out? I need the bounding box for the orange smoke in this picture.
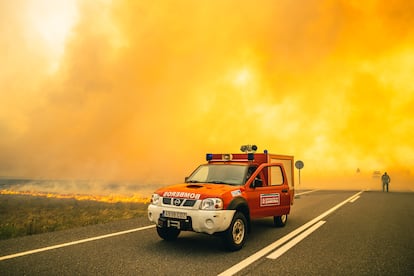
[0,0,413,190]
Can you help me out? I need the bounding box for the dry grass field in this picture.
[0,194,149,240]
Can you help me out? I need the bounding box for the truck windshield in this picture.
[186,164,248,185]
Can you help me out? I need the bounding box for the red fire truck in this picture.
[148,145,294,251]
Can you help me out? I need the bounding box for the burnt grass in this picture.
[0,194,149,240]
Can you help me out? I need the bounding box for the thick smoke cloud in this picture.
[1,0,413,190]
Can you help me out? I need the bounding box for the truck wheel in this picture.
[156,226,181,241]
[273,214,287,227]
[224,211,247,251]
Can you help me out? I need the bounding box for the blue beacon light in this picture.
[248,153,254,161]
[206,153,213,161]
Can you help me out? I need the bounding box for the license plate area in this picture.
[162,210,187,219]
[158,216,193,231]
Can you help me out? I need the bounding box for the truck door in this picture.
[247,164,291,218]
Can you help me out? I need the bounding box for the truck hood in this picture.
[155,183,243,200]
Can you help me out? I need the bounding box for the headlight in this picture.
[151,193,160,205]
[201,198,223,210]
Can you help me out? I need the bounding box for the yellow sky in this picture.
[1,0,413,190]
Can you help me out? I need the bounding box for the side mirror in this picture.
[185,177,189,182]
[251,178,263,188]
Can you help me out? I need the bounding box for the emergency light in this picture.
[206,145,259,162]
[206,153,213,161]
[222,154,232,161]
[247,153,254,161]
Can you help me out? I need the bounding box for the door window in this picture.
[270,166,284,186]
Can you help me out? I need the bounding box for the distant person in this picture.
[381,172,390,192]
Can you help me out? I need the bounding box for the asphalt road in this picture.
[0,190,413,275]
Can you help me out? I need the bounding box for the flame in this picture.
[0,189,150,204]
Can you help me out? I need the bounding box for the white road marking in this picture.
[349,195,360,203]
[0,225,155,261]
[266,220,326,259]
[295,190,318,196]
[218,191,363,276]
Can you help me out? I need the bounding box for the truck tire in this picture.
[223,211,247,251]
[273,214,287,227]
[156,226,181,241]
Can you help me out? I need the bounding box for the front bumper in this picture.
[148,204,235,235]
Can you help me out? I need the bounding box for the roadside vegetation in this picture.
[0,194,149,240]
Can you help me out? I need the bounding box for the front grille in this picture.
[162,197,197,207]
[183,199,196,206]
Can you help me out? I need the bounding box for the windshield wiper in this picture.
[207,180,228,184]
